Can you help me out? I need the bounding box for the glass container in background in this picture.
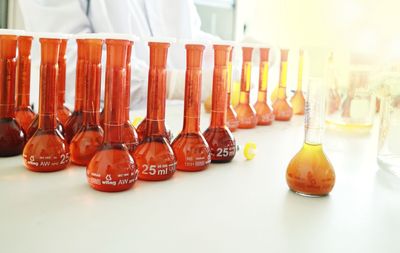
[23,34,70,171]
[0,29,25,157]
[56,37,72,125]
[290,49,305,115]
[226,48,239,131]
[87,35,138,192]
[15,34,36,134]
[377,76,400,176]
[325,52,376,129]
[286,48,335,197]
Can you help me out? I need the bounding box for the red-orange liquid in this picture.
[23,37,69,172]
[26,114,65,139]
[56,39,71,125]
[290,91,305,115]
[15,35,36,133]
[171,44,210,171]
[286,143,335,196]
[136,118,173,143]
[70,38,104,166]
[134,41,176,180]
[226,51,239,132]
[254,99,274,125]
[203,44,236,163]
[87,38,137,192]
[235,47,257,129]
[273,99,293,121]
[0,33,26,156]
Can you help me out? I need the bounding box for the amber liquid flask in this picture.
[0,29,25,156]
[203,44,236,162]
[15,34,36,134]
[64,37,86,142]
[254,47,274,125]
[23,35,70,171]
[122,40,139,155]
[272,49,293,121]
[87,36,138,192]
[171,43,211,171]
[286,49,335,196]
[226,49,239,132]
[235,46,257,128]
[133,39,177,181]
[56,38,72,125]
[290,49,306,115]
[70,36,104,165]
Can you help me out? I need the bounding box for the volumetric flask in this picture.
[290,49,305,115]
[0,29,25,156]
[23,34,70,171]
[226,48,239,131]
[171,42,211,171]
[87,34,138,192]
[56,37,72,125]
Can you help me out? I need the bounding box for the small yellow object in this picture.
[243,142,257,160]
[231,81,240,107]
[132,116,143,128]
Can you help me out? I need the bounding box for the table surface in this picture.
[1,102,399,253]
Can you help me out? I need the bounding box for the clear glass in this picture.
[56,38,71,125]
[133,41,176,180]
[0,33,26,156]
[226,49,239,131]
[272,49,293,121]
[23,37,70,172]
[87,38,137,192]
[325,52,376,129]
[15,35,36,134]
[290,49,306,115]
[203,44,236,163]
[254,47,274,125]
[65,39,86,142]
[235,46,257,128]
[171,44,211,171]
[377,82,400,176]
[286,77,335,196]
[70,38,104,166]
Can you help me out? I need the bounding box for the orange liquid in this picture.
[57,106,71,126]
[286,143,335,196]
[172,133,210,171]
[290,91,305,115]
[203,127,236,163]
[272,98,293,121]
[70,126,103,165]
[15,108,35,134]
[64,111,83,143]
[235,102,257,128]
[26,114,65,139]
[87,144,137,192]
[254,100,274,125]
[123,121,139,156]
[0,118,25,157]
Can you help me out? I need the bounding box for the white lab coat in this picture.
[17,0,217,109]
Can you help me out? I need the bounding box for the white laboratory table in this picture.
[1,101,400,253]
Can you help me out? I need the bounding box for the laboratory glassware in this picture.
[0,29,25,157]
[87,35,138,192]
[64,37,87,142]
[122,40,139,155]
[15,34,36,134]
[254,47,274,125]
[272,49,293,121]
[23,34,70,171]
[171,42,211,171]
[226,48,239,131]
[203,43,236,163]
[235,46,257,128]
[290,49,305,115]
[286,49,335,196]
[377,78,400,176]
[70,35,104,165]
[133,39,177,181]
[56,37,72,125]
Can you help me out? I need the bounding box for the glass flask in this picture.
[87,35,138,192]
[290,49,305,115]
[70,35,104,165]
[377,75,400,176]
[235,46,257,128]
[133,39,177,181]
[254,47,274,125]
[226,48,239,131]
[0,29,26,157]
[272,49,293,121]
[56,37,72,125]
[171,42,211,171]
[286,49,335,196]
[203,43,236,163]
[23,34,70,172]
[15,34,36,134]
[122,40,139,155]
[64,37,86,142]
